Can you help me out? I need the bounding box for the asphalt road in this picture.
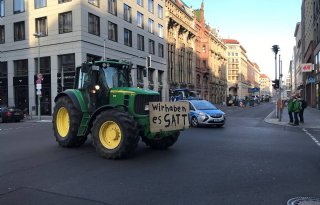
[0,103,320,205]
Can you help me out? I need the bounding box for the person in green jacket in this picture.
[292,95,302,126]
[287,96,294,124]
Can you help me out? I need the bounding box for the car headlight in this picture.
[199,112,206,117]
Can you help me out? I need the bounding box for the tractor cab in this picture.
[75,60,132,111]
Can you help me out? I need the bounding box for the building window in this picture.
[168,43,176,81]
[34,57,51,74]
[35,17,48,36]
[148,0,154,13]
[59,11,72,33]
[148,18,154,33]
[59,0,72,3]
[137,34,144,51]
[58,54,75,72]
[14,59,28,76]
[108,0,117,16]
[124,28,132,47]
[35,0,46,9]
[88,13,100,36]
[137,12,144,29]
[137,65,144,82]
[14,0,25,14]
[86,54,101,62]
[108,21,118,42]
[0,61,7,77]
[137,0,143,7]
[158,24,163,38]
[0,25,4,44]
[158,5,163,19]
[14,21,25,41]
[158,43,164,58]
[88,0,99,7]
[123,4,132,23]
[0,0,4,17]
[149,39,155,54]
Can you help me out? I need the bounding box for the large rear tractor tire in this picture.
[142,131,179,150]
[91,109,139,159]
[52,96,87,147]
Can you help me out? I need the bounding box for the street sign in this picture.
[307,76,315,83]
[36,84,42,90]
[301,63,313,72]
[36,90,41,95]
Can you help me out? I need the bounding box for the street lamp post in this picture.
[33,32,44,120]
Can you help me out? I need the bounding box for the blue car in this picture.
[182,100,226,127]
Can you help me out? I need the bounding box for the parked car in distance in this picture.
[1,107,25,123]
[181,100,226,127]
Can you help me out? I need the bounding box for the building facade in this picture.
[301,0,316,107]
[259,74,271,96]
[293,22,302,93]
[312,0,320,109]
[165,0,196,96]
[194,1,227,104]
[0,0,167,115]
[224,39,250,99]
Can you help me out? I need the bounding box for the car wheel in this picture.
[191,117,198,127]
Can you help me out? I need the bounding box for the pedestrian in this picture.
[298,96,307,123]
[292,95,302,126]
[287,95,294,124]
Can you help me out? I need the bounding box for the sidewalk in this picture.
[24,115,52,123]
[264,107,320,129]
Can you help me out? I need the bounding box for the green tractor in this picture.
[52,60,185,159]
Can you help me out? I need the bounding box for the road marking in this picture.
[303,128,320,147]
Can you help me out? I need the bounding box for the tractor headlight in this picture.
[144,104,149,111]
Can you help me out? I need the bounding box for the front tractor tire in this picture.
[52,96,87,147]
[142,131,180,150]
[91,109,139,159]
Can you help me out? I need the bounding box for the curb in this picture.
[264,110,320,129]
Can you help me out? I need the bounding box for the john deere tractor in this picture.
[52,60,183,159]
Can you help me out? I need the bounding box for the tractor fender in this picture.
[54,91,82,112]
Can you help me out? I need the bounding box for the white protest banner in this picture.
[149,101,189,133]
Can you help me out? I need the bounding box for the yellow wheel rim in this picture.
[99,121,122,149]
[56,107,69,138]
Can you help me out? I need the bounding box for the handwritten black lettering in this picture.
[175,114,180,124]
[164,114,170,127]
[171,115,177,126]
[182,114,188,125]
[152,116,157,124]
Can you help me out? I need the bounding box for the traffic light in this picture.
[272,79,279,89]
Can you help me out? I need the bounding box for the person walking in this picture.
[292,95,302,126]
[287,95,294,124]
[298,95,307,123]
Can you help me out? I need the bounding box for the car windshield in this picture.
[101,66,130,88]
[192,101,217,110]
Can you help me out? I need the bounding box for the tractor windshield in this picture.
[101,66,131,88]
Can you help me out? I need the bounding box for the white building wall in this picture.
[1,0,167,114]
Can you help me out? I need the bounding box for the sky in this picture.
[182,0,302,80]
